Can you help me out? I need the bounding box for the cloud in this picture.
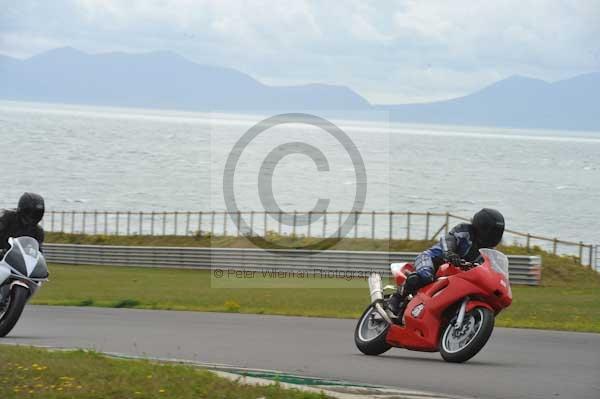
[1,0,598,103]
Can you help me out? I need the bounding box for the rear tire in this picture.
[354,305,392,356]
[440,307,494,363]
[0,285,30,337]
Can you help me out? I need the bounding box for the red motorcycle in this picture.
[355,249,512,363]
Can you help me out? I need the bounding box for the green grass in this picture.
[0,345,327,399]
[38,232,600,332]
[33,265,369,318]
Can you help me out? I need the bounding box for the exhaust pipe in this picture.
[368,273,392,325]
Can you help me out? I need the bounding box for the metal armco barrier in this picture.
[43,244,542,285]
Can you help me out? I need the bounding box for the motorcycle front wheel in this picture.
[0,285,30,337]
[354,305,391,356]
[440,307,494,363]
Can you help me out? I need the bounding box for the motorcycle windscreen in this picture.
[479,248,509,278]
[3,237,48,278]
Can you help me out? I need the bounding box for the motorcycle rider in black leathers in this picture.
[388,208,505,316]
[0,193,45,252]
[0,193,45,309]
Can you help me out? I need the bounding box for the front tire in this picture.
[354,305,391,356]
[440,307,494,363]
[0,285,30,337]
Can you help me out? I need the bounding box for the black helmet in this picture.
[472,208,505,248]
[17,192,45,226]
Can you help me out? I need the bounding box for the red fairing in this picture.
[385,253,512,352]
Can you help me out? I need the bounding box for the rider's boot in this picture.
[387,289,401,314]
[387,273,423,318]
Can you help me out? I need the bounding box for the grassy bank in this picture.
[37,233,600,332]
[0,345,326,399]
[46,231,431,251]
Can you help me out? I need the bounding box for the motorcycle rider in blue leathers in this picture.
[388,208,505,316]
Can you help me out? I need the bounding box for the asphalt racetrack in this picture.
[4,306,599,399]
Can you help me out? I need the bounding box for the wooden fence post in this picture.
[371,211,375,240]
[150,211,155,235]
[104,212,108,235]
[263,211,267,237]
[185,211,191,236]
[293,210,298,237]
[93,211,98,235]
[425,212,430,240]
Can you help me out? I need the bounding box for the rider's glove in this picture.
[402,273,422,297]
[444,251,462,266]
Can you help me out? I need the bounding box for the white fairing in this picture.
[12,237,41,276]
[0,265,10,285]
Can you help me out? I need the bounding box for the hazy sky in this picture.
[1,0,599,103]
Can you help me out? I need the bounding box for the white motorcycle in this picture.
[0,237,49,337]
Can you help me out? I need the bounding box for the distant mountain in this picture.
[0,47,369,111]
[0,47,598,131]
[378,73,600,131]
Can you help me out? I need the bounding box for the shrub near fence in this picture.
[41,210,596,268]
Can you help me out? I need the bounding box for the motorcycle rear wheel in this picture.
[0,285,30,337]
[440,307,494,363]
[354,305,391,356]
